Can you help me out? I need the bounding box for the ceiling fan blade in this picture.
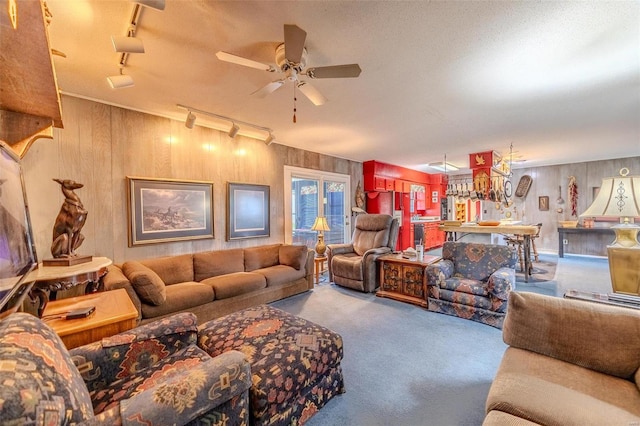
[216,51,275,72]
[297,81,327,106]
[306,64,362,79]
[252,80,286,98]
[284,24,307,64]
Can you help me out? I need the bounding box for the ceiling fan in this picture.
[216,24,361,108]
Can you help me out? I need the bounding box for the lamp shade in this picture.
[580,169,640,219]
[311,217,330,232]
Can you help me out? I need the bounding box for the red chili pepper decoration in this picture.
[568,176,578,217]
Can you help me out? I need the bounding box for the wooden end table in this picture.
[377,254,441,307]
[314,256,328,284]
[42,288,138,349]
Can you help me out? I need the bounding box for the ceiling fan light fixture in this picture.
[228,123,239,138]
[111,35,145,53]
[131,0,165,10]
[264,133,274,146]
[107,70,134,89]
[185,111,196,129]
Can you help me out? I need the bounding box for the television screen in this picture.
[0,141,38,317]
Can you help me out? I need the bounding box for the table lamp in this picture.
[579,167,640,295]
[311,217,330,257]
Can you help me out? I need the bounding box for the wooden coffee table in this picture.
[42,288,138,349]
[377,254,441,307]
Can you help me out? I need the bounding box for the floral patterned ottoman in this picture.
[198,305,345,426]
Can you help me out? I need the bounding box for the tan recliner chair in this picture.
[327,214,399,293]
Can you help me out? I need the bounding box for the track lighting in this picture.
[264,133,274,146]
[228,123,240,138]
[177,104,275,147]
[131,0,165,10]
[111,35,145,53]
[107,68,134,89]
[185,111,196,129]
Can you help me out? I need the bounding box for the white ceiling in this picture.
[46,0,640,173]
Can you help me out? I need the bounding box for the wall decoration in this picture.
[127,177,213,246]
[538,196,549,211]
[227,182,270,240]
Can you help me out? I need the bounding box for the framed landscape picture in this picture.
[127,177,214,246]
[226,182,270,240]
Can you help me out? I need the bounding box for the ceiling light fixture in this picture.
[111,35,145,53]
[107,68,134,89]
[185,111,196,129]
[428,162,459,172]
[177,104,275,146]
[228,123,240,138]
[131,0,166,11]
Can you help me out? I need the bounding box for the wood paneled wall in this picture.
[21,96,362,263]
[483,156,640,255]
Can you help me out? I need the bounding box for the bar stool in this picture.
[505,223,542,273]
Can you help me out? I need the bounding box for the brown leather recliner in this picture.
[327,214,399,293]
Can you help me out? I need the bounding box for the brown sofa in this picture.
[484,291,640,425]
[103,244,313,325]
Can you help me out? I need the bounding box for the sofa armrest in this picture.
[70,312,199,391]
[327,243,355,256]
[426,259,454,286]
[119,350,251,426]
[487,267,515,300]
[102,265,142,321]
[504,292,640,380]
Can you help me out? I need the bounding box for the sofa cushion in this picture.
[486,346,640,425]
[194,249,245,281]
[0,313,95,424]
[244,244,281,271]
[141,282,214,319]
[201,272,267,299]
[504,292,640,379]
[279,245,307,270]
[122,261,166,306]
[254,265,306,287]
[141,254,194,284]
[482,410,541,425]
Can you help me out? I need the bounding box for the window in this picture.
[284,166,351,248]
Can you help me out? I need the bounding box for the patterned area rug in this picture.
[516,254,557,283]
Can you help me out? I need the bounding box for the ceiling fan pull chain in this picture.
[293,84,297,123]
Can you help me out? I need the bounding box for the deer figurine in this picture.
[50,178,88,258]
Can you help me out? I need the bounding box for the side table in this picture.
[42,288,138,349]
[28,257,112,317]
[314,256,328,285]
[377,254,441,307]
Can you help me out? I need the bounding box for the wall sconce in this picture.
[185,111,196,129]
[228,123,239,138]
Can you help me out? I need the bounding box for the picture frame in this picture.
[538,196,549,211]
[226,182,270,240]
[127,177,214,246]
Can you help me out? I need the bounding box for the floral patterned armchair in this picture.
[426,241,517,328]
[0,311,251,425]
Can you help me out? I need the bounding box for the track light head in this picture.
[228,123,240,138]
[185,111,196,129]
[111,35,145,53]
[264,133,274,146]
[107,69,134,89]
[131,0,165,10]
